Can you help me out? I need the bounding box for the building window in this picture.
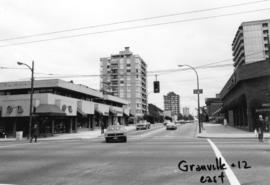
[127,69,131,73]
[127,64,131,67]
[263,30,269,34]
[262,23,268,27]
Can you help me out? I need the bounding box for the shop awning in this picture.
[35,104,66,116]
[123,108,130,116]
[95,104,109,116]
[77,107,87,117]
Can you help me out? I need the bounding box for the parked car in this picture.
[166,122,177,130]
[104,125,127,143]
[136,120,150,130]
[0,127,6,138]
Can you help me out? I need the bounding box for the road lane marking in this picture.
[207,139,241,185]
[0,143,33,148]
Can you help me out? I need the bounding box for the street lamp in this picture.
[17,61,34,139]
[178,64,202,133]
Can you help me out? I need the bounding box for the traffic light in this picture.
[153,81,160,93]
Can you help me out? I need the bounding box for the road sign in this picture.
[193,89,203,94]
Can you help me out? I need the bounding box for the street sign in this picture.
[193,89,203,94]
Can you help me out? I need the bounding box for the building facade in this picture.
[100,47,147,118]
[220,19,270,131]
[182,107,190,117]
[163,92,180,117]
[232,19,270,69]
[205,95,223,123]
[0,79,130,137]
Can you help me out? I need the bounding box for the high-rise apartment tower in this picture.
[100,47,147,117]
[232,19,270,69]
[163,92,180,117]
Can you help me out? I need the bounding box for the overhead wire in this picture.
[1,7,270,47]
[0,0,268,42]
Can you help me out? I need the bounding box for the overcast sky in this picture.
[0,0,270,114]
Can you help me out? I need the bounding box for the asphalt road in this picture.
[0,123,269,185]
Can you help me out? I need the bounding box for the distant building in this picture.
[163,92,180,117]
[100,47,147,118]
[148,103,164,123]
[220,19,270,131]
[182,107,190,117]
[233,19,270,69]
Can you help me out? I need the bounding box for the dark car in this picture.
[104,125,127,143]
[0,127,6,138]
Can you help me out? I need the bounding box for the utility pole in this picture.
[17,61,34,139]
[178,64,202,133]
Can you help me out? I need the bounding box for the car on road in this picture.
[166,122,177,130]
[136,120,150,130]
[104,125,127,143]
[163,119,171,126]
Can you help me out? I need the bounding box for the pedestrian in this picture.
[223,118,228,127]
[30,124,39,143]
[257,115,265,142]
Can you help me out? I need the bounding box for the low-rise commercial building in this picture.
[0,79,130,137]
[205,95,223,123]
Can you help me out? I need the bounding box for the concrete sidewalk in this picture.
[197,122,270,139]
[0,125,136,142]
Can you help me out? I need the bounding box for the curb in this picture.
[197,135,270,139]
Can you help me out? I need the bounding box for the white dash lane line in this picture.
[207,139,241,185]
[0,143,32,148]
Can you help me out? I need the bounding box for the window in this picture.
[263,30,269,34]
[127,69,131,73]
[127,64,131,67]
[262,23,268,27]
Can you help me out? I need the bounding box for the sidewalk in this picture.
[0,125,136,142]
[197,122,270,139]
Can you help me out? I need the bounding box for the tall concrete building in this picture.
[220,19,270,131]
[182,107,190,117]
[163,92,180,117]
[100,47,147,117]
[233,19,270,69]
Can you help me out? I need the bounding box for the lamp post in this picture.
[17,61,34,139]
[178,64,201,133]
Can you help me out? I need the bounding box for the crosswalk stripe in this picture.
[208,139,241,185]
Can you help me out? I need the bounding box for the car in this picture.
[136,120,150,130]
[163,119,171,126]
[166,122,177,130]
[104,125,127,143]
[0,127,6,138]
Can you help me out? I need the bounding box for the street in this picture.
[0,123,269,185]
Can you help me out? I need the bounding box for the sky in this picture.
[0,0,270,115]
